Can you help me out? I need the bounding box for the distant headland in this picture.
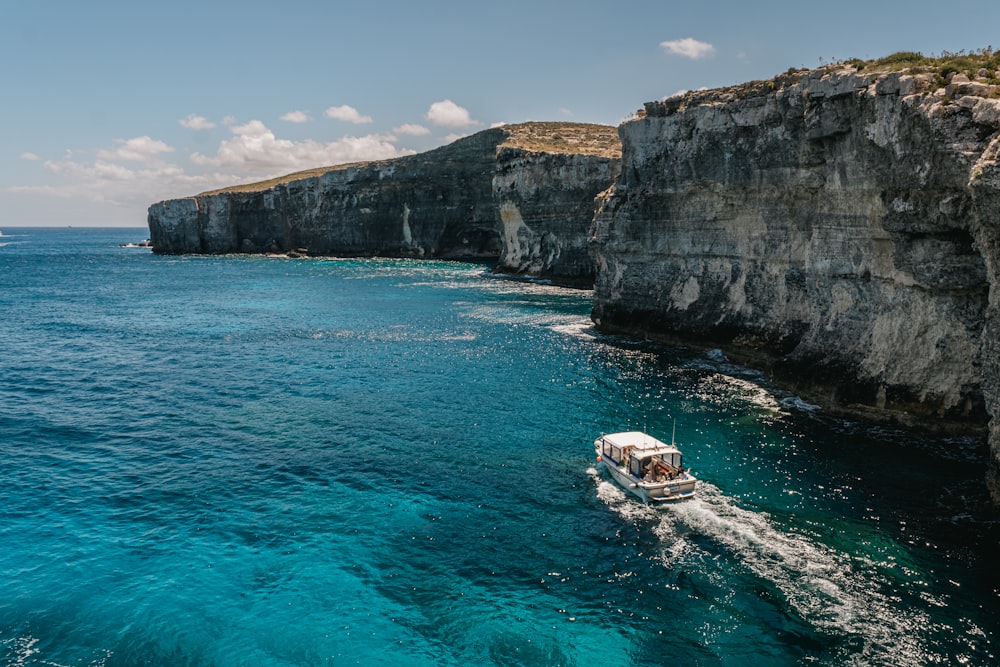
[148,122,621,287]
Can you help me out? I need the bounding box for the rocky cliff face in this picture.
[590,65,1000,498]
[148,123,620,286]
[492,123,621,286]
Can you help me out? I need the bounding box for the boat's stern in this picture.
[646,476,697,502]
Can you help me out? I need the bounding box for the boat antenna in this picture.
[671,418,676,447]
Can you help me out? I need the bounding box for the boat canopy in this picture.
[598,431,682,459]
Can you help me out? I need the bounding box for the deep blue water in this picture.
[1,227,998,666]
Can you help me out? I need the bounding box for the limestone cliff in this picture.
[147,122,620,286]
[589,60,1000,498]
[493,123,621,286]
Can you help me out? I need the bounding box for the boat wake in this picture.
[589,468,659,523]
[665,485,878,627]
[591,471,935,663]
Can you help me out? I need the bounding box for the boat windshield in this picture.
[629,457,642,477]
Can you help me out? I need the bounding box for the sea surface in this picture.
[1,227,998,666]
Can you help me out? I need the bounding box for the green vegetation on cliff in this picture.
[499,122,620,159]
[849,48,1000,84]
[643,48,1000,119]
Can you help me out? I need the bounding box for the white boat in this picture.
[594,430,697,503]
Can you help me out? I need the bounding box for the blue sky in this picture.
[2,0,998,227]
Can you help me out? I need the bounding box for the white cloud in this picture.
[13,133,197,212]
[426,100,478,128]
[7,108,446,224]
[44,158,161,182]
[179,114,216,130]
[189,119,413,174]
[7,120,419,225]
[559,107,574,117]
[660,37,716,60]
[8,155,235,212]
[442,132,469,144]
[393,123,430,136]
[281,110,311,123]
[97,136,175,163]
[324,104,373,124]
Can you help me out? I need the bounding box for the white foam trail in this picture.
[590,469,660,523]
[669,485,855,619]
[550,319,597,340]
[665,483,931,663]
[460,305,589,329]
[778,396,822,413]
[591,470,933,663]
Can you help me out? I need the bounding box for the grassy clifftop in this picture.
[847,48,1000,82]
[498,121,621,159]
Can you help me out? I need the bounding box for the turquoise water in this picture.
[0,227,997,666]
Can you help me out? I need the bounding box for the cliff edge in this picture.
[147,122,620,286]
[589,55,1000,499]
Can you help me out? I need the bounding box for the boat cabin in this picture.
[596,431,686,480]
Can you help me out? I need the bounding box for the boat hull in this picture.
[598,453,696,503]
